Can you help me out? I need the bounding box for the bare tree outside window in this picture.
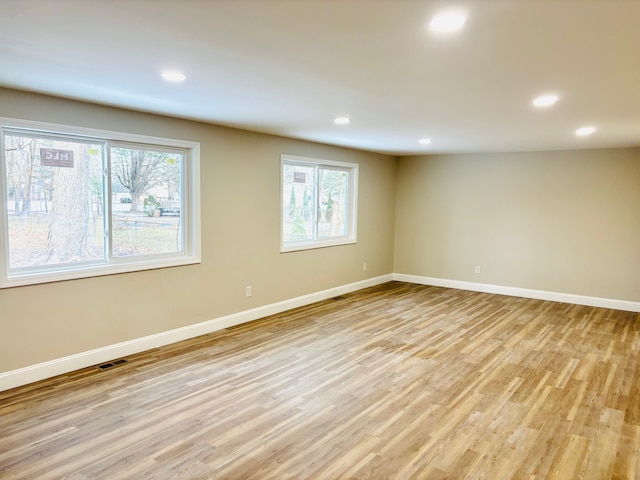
[110,146,183,257]
[2,125,196,287]
[111,147,179,214]
[318,168,348,238]
[3,135,103,268]
[4,136,37,217]
[46,142,102,264]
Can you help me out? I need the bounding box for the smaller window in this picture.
[281,155,358,252]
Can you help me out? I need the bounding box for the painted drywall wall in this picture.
[394,149,640,302]
[0,88,397,372]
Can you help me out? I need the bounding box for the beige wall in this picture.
[0,88,397,372]
[394,149,640,302]
[2,87,639,376]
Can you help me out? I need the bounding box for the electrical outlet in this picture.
[363,262,367,272]
[475,265,481,274]
[246,286,252,297]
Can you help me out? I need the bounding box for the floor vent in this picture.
[98,359,128,370]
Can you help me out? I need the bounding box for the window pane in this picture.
[110,146,183,257]
[282,163,314,243]
[318,168,349,239]
[281,156,357,252]
[3,134,105,269]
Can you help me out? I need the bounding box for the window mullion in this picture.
[104,142,112,262]
[313,166,319,241]
[0,128,9,283]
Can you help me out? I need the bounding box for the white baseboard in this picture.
[393,273,640,313]
[4,272,636,392]
[0,274,393,392]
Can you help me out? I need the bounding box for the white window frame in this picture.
[281,154,358,253]
[0,117,201,288]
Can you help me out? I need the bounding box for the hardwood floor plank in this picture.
[1,282,639,479]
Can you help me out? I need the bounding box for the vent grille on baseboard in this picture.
[98,359,128,370]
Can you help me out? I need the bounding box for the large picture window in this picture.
[0,119,200,287]
[281,155,358,252]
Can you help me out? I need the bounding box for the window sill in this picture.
[1,255,201,288]
[280,238,357,253]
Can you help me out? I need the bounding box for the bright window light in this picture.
[0,119,200,288]
[281,155,358,252]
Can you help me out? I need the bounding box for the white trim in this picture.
[3,257,201,288]
[0,116,198,148]
[280,238,357,253]
[280,154,358,253]
[0,274,392,392]
[281,154,359,170]
[393,273,640,313]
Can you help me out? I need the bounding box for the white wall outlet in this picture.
[475,265,481,274]
[246,286,252,297]
[363,262,367,271]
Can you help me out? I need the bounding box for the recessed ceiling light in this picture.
[533,94,559,107]
[334,117,351,125]
[418,138,432,145]
[161,71,187,82]
[429,11,467,32]
[576,126,596,136]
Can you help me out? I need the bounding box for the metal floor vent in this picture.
[98,359,128,370]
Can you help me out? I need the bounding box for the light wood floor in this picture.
[1,282,639,479]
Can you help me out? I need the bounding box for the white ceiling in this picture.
[0,0,639,155]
